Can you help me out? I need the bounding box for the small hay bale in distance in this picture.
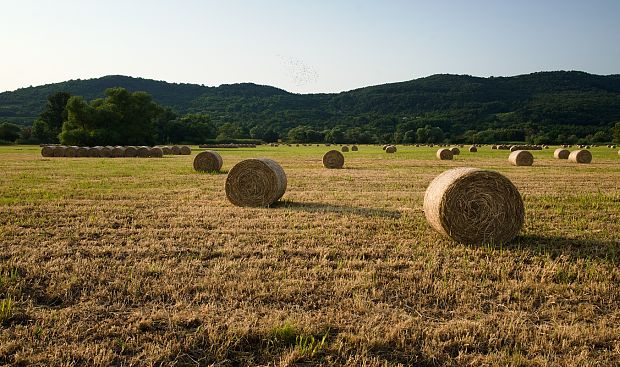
[423,167,524,244]
[88,147,102,158]
[111,146,126,158]
[193,150,223,172]
[568,149,592,164]
[469,146,477,153]
[437,148,453,160]
[41,146,55,157]
[382,145,388,150]
[554,148,570,159]
[53,146,67,157]
[385,145,397,153]
[97,146,112,158]
[136,146,150,158]
[179,146,192,155]
[161,146,173,155]
[171,146,181,155]
[65,146,78,157]
[323,150,345,169]
[508,150,534,166]
[124,146,138,157]
[351,145,358,151]
[149,147,164,158]
[225,158,287,207]
[76,146,90,157]
[450,147,460,155]
[341,145,349,152]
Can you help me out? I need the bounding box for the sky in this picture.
[1,0,619,94]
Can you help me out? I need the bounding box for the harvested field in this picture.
[1,145,620,366]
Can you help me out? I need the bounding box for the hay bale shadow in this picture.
[274,201,401,219]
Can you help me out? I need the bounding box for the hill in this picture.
[1,71,620,143]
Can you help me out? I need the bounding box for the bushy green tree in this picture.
[612,122,620,144]
[0,122,21,142]
[59,88,166,146]
[33,91,71,143]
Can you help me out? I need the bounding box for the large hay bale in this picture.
[323,150,345,169]
[76,147,90,157]
[179,146,192,155]
[171,146,181,155]
[149,147,164,158]
[193,150,223,172]
[385,145,397,153]
[351,145,359,151]
[124,146,138,157]
[41,146,55,157]
[508,150,534,166]
[423,167,524,244]
[469,146,477,153]
[111,146,126,158]
[553,148,570,159]
[341,145,349,152]
[568,149,592,164]
[225,158,287,207]
[450,147,460,155]
[136,146,150,158]
[437,148,453,160]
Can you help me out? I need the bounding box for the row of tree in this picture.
[2,87,620,145]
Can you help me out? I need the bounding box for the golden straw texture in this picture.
[323,150,345,169]
[225,158,287,207]
[423,167,524,244]
[193,151,223,172]
[508,150,534,166]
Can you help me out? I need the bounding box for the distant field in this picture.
[1,144,619,366]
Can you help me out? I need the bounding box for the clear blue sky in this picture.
[1,0,619,94]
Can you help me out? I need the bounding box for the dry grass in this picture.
[1,145,620,366]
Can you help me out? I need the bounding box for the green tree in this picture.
[0,122,21,142]
[612,122,620,144]
[32,91,71,143]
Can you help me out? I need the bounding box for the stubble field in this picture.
[1,144,619,366]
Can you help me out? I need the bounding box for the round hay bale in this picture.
[88,147,102,158]
[136,146,150,158]
[568,149,592,164]
[351,145,358,151]
[553,148,570,159]
[98,146,112,158]
[52,146,67,157]
[76,147,90,157]
[124,146,138,157]
[341,146,349,152]
[161,146,173,155]
[469,146,477,153]
[437,148,453,160]
[41,146,55,157]
[225,158,287,207]
[171,146,181,155]
[508,150,534,166]
[323,150,345,169]
[385,145,397,153]
[193,150,223,172]
[382,145,388,150]
[149,147,163,158]
[111,146,126,158]
[491,145,497,150]
[65,146,79,157]
[179,146,191,155]
[423,167,524,244]
[450,147,460,155]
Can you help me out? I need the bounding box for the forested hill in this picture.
[2,71,620,143]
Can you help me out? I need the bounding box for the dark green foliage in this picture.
[159,113,216,144]
[0,122,21,143]
[613,122,620,144]
[60,88,170,146]
[32,92,71,143]
[2,71,620,144]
